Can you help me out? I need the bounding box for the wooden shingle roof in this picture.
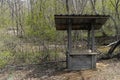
[55,14,110,30]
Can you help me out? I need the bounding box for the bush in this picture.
[0,51,12,68]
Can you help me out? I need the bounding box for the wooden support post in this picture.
[88,29,91,50]
[66,19,72,69]
[91,25,95,52]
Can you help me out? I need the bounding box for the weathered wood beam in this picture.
[67,19,72,69]
[91,25,95,52]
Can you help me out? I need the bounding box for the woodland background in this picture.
[0,0,120,69]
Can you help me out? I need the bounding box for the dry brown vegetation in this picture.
[0,59,120,80]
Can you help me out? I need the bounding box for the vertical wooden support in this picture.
[91,25,95,52]
[67,19,72,69]
[88,29,91,50]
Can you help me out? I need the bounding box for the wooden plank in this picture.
[69,54,97,70]
[55,15,110,19]
[88,29,91,49]
[67,19,72,69]
[55,15,110,30]
[91,25,95,52]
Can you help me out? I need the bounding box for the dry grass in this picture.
[0,59,120,80]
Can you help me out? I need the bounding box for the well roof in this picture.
[55,14,110,30]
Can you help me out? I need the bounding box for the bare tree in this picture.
[72,0,77,13]
[77,0,88,14]
[66,0,69,14]
[110,0,120,39]
[100,0,108,36]
[90,0,98,14]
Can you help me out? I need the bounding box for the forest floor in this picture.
[0,59,120,80]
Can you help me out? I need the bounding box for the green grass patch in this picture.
[0,51,12,68]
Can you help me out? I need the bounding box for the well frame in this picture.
[55,14,109,70]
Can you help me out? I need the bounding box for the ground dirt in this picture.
[0,59,120,80]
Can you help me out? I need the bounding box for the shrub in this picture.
[0,51,12,68]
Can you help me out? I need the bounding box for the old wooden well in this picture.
[54,15,109,70]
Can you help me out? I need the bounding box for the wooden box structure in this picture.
[54,15,109,70]
[69,53,96,70]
